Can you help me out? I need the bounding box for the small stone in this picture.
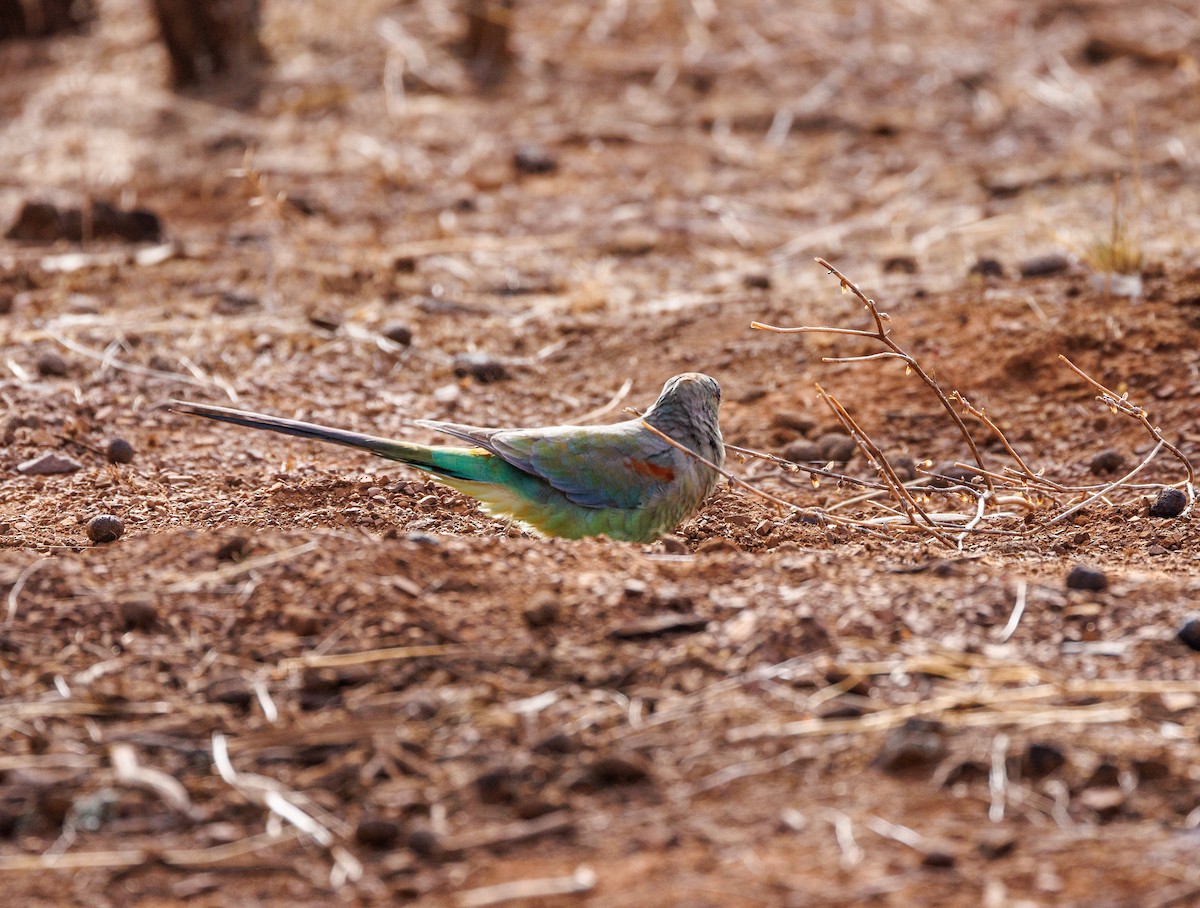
[579,753,651,787]
[382,323,413,346]
[771,411,816,435]
[695,537,741,555]
[968,257,1006,279]
[104,438,135,464]
[1065,565,1107,592]
[1019,253,1071,278]
[1176,618,1200,652]
[928,461,980,488]
[18,452,82,475]
[658,534,688,554]
[118,600,156,631]
[816,432,856,464]
[755,519,773,537]
[1149,488,1187,518]
[610,612,707,640]
[743,272,771,290]
[1077,786,1125,816]
[1089,448,1126,475]
[36,351,69,376]
[513,144,558,175]
[873,718,947,772]
[523,593,560,628]
[406,827,440,856]
[1022,742,1066,777]
[355,817,401,849]
[921,850,956,869]
[781,439,822,463]
[882,255,918,274]
[86,514,124,544]
[452,351,508,383]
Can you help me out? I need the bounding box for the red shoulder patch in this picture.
[627,458,675,482]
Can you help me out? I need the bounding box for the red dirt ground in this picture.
[4,1,1200,905]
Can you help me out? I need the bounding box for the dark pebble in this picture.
[382,323,413,346]
[36,351,69,376]
[771,411,816,435]
[968,257,1006,279]
[743,272,771,290]
[355,817,401,849]
[513,144,558,175]
[453,351,508,383]
[1023,742,1066,777]
[882,255,918,274]
[522,594,560,628]
[1149,488,1187,518]
[928,461,980,488]
[873,718,946,773]
[658,534,688,554]
[816,431,856,464]
[104,437,135,464]
[782,439,822,463]
[406,827,440,856]
[86,514,124,544]
[1176,618,1200,652]
[1019,253,1071,278]
[1089,448,1126,475]
[921,851,956,869]
[1065,565,1107,592]
[580,753,652,787]
[18,452,82,475]
[118,600,157,631]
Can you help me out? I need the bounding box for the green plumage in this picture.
[172,373,724,542]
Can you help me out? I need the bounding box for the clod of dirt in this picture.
[522,593,560,628]
[453,351,509,383]
[17,452,82,475]
[968,257,1006,279]
[355,817,402,849]
[882,254,918,274]
[513,144,558,175]
[1019,253,1071,278]
[36,351,69,377]
[204,677,253,708]
[1065,565,1108,592]
[104,438,135,464]
[657,534,688,554]
[816,431,856,464]
[1149,488,1187,518]
[1175,618,1200,652]
[781,439,822,463]
[1089,448,1126,475]
[610,612,707,640]
[928,461,980,488]
[86,514,125,544]
[743,272,771,290]
[474,767,517,804]
[921,850,957,869]
[577,753,652,788]
[382,323,414,346]
[118,600,157,631]
[5,200,162,243]
[772,411,816,436]
[695,538,741,555]
[873,718,947,773]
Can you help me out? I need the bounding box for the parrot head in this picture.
[643,372,724,466]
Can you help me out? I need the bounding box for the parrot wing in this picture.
[415,419,678,510]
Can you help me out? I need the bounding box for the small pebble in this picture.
[755,519,773,537]
[1019,253,1071,278]
[513,144,558,175]
[743,272,771,290]
[873,718,946,772]
[781,439,822,463]
[1065,564,1107,592]
[921,851,956,869]
[523,594,560,629]
[1089,448,1126,475]
[771,410,816,435]
[86,514,125,544]
[355,817,401,849]
[453,351,508,383]
[816,431,856,464]
[36,351,69,376]
[118,600,157,631]
[1176,618,1200,652]
[105,437,135,464]
[968,257,1006,279]
[658,534,688,554]
[382,323,413,346]
[18,452,82,475]
[406,827,440,857]
[1149,488,1187,518]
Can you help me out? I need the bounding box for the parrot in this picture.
[171,372,724,543]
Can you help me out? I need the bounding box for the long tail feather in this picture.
[171,400,429,463]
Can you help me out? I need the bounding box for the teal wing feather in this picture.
[417,420,676,510]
